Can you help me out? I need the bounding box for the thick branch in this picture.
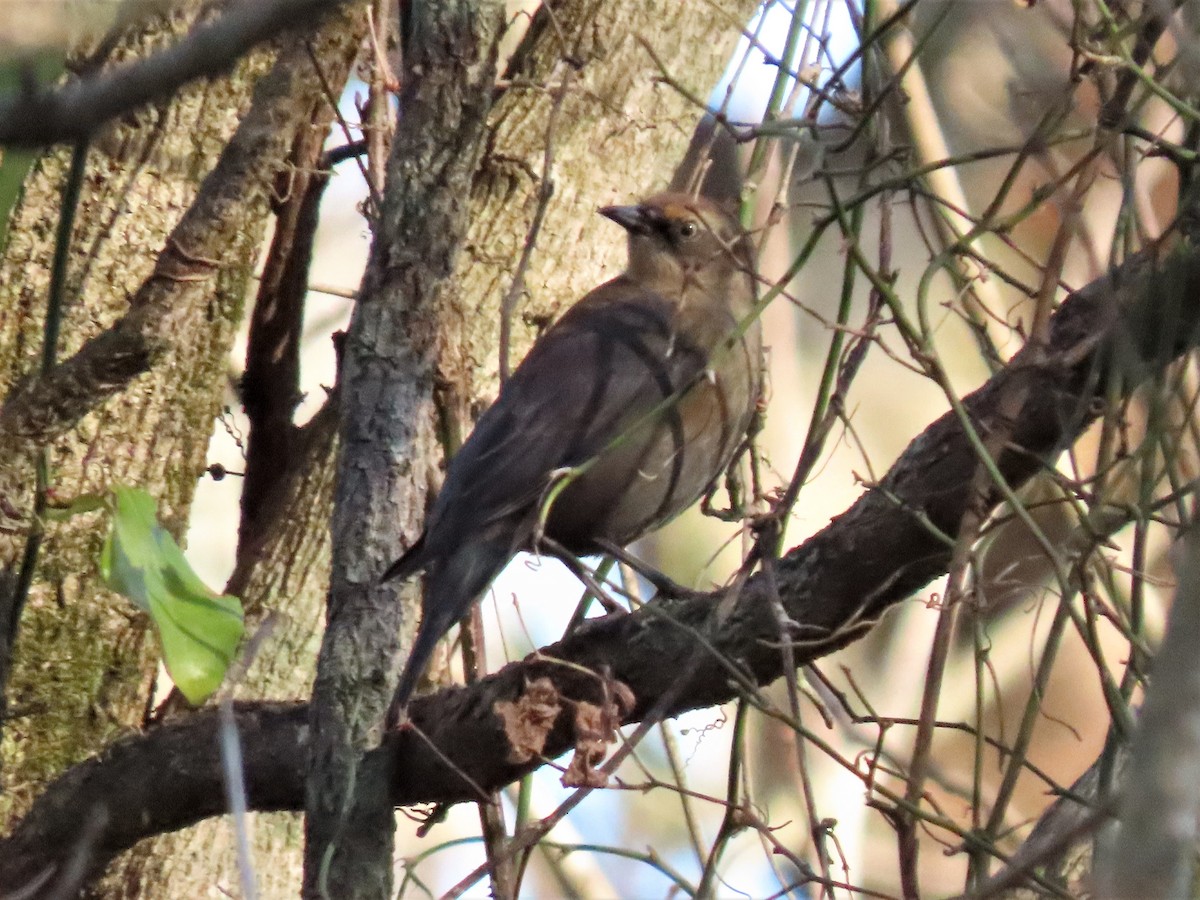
[237,83,337,556]
[0,0,350,148]
[3,229,1198,891]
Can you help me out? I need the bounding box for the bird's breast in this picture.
[543,310,760,552]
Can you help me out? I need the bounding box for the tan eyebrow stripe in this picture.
[659,201,692,219]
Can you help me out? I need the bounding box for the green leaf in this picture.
[41,491,107,521]
[100,486,244,704]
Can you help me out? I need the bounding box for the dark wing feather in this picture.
[380,532,426,583]
[387,278,714,719]
[416,277,705,559]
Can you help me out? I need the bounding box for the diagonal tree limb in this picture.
[391,241,1192,803]
[0,0,352,149]
[236,67,341,559]
[3,218,1199,892]
[0,9,355,455]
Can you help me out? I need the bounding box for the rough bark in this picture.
[302,1,507,894]
[2,220,1197,891]
[97,10,367,895]
[0,0,275,825]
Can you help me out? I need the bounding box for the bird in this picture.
[383,191,763,721]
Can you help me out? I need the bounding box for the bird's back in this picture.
[540,277,760,550]
[419,270,759,561]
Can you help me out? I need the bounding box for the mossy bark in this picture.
[0,3,271,824]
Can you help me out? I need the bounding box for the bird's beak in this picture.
[600,203,654,235]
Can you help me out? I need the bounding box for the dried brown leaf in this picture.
[562,701,611,788]
[560,680,633,788]
[494,677,563,764]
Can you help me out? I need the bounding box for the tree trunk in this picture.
[0,1,273,823]
[307,1,759,896]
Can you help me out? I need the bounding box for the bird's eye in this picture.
[678,221,698,239]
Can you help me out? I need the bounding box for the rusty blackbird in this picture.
[384,192,763,718]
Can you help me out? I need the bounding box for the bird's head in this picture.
[600,192,754,301]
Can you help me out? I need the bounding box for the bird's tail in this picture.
[389,610,454,723]
[381,533,426,583]
[386,535,516,726]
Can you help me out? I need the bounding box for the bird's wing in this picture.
[422,279,710,546]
